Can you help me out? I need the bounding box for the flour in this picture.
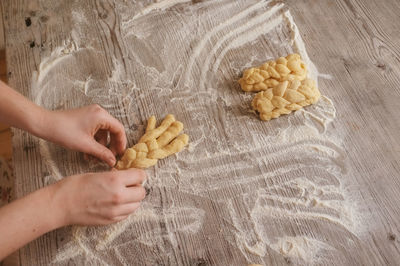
[29,0,369,264]
[121,0,192,28]
[198,4,285,90]
[182,1,277,86]
[53,203,205,264]
[283,10,319,82]
[270,236,333,262]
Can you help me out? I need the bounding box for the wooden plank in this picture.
[0,49,9,133]
[1,1,56,264]
[1,0,400,265]
[0,129,12,160]
[0,50,6,75]
[0,4,5,50]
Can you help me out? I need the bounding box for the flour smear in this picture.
[30,0,369,265]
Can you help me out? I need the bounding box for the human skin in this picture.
[0,80,146,260]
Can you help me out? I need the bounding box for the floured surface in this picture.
[3,0,400,265]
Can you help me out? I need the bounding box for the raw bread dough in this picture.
[238,53,307,92]
[251,79,320,121]
[238,53,320,121]
[116,114,189,169]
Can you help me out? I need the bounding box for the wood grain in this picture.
[1,0,400,265]
[0,49,12,161]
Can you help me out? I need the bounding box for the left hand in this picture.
[37,104,127,167]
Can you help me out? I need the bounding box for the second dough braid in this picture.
[251,79,320,121]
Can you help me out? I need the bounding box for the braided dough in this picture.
[116,114,189,169]
[238,53,307,92]
[251,79,320,121]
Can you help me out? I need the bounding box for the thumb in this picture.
[86,139,116,167]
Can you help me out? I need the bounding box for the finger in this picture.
[118,168,147,186]
[121,186,146,203]
[98,113,127,156]
[100,214,129,225]
[110,215,129,223]
[83,153,90,162]
[109,134,124,157]
[115,202,140,218]
[83,153,99,164]
[85,139,116,167]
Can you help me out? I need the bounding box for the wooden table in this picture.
[2,0,400,265]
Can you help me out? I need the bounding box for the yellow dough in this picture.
[116,114,189,169]
[238,53,307,92]
[251,79,320,121]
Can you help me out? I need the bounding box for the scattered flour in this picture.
[270,236,333,262]
[29,0,369,264]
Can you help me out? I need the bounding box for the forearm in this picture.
[0,184,65,260]
[0,80,48,136]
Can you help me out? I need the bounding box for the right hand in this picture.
[50,169,146,226]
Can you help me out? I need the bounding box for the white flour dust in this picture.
[53,203,205,264]
[270,236,333,262]
[30,0,369,265]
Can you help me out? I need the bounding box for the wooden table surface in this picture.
[2,0,400,265]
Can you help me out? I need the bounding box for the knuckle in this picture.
[111,192,123,205]
[91,104,109,119]
[136,169,147,183]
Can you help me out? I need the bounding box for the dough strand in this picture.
[116,114,189,169]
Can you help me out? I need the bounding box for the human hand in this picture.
[38,104,126,166]
[50,169,146,226]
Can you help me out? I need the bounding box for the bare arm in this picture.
[0,169,146,260]
[0,80,127,166]
[0,81,145,260]
[0,182,62,258]
[0,80,46,135]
